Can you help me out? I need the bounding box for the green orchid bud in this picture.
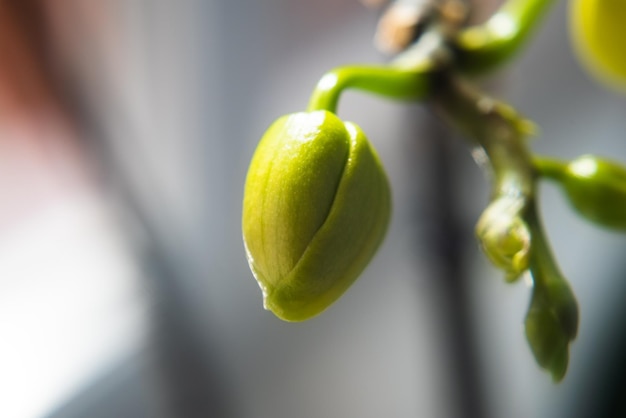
[475,195,531,282]
[242,110,391,322]
[525,277,579,382]
[570,0,626,91]
[543,155,626,230]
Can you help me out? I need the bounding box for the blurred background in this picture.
[1,0,625,417]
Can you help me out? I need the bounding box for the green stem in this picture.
[533,156,566,181]
[433,76,568,287]
[526,199,564,287]
[453,0,557,75]
[434,74,578,379]
[307,64,434,113]
[432,74,535,198]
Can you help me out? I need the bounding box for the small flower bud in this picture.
[242,111,391,321]
[570,0,626,90]
[525,278,578,382]
[475,196,531,282]
[558,155,626,230]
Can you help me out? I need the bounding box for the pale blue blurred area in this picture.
[13,0,624,417]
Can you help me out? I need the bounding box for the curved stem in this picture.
[307,64,434,113]
[453,0,558,75]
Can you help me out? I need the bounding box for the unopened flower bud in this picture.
[525,278,578,382]
[242,111,391,321]
[475,196,531,281]
[570,0,626,90]
[558,155,626,230]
